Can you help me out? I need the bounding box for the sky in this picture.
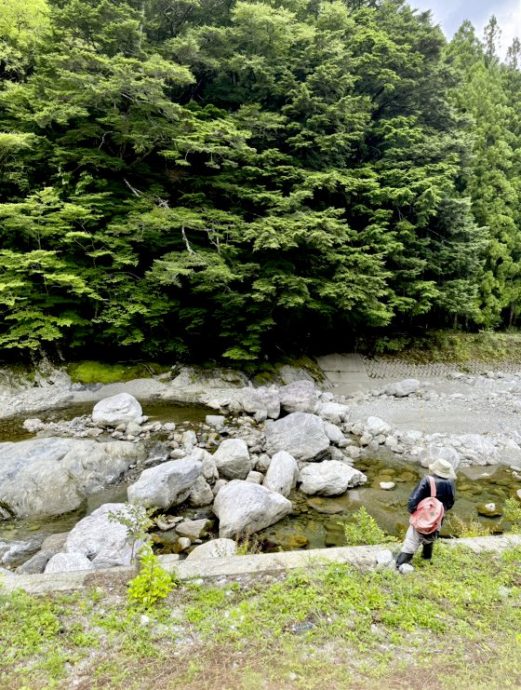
[410,0,521,56]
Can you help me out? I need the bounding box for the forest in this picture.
[0,0,520,362]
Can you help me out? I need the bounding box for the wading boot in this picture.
[395,552,413,568]
[421,542,434,561]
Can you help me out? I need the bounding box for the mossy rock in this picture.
[68,360,169,385]
[477,503,503,518]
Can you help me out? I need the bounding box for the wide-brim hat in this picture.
[429,458,456,480]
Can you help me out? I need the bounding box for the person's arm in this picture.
[444,480,456,511]
[407,476,430,513]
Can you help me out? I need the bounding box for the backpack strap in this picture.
[428,476,437,498]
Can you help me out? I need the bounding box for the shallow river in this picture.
[1,402,519,553]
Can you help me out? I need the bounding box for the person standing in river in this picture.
[395,458,456,570]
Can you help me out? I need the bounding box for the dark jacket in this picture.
[407,475,456,514]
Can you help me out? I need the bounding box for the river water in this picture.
[1,402,519,554]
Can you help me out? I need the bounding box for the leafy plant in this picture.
[445,513,492,538]
[108,504,154,561]
[503,497,521,533]
[342,508,397,546]
[127,545,176,609]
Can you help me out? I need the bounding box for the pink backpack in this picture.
[410,476,445,535]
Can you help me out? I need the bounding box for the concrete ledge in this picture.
[2,534,521,596]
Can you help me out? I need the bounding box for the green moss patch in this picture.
[67,361,170,385]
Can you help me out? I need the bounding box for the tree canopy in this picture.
[0,0,520,361]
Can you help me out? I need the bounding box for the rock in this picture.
[265,412,330,462]
[477,502,503,518]
[398,563,414,574]
[65,503,137,568]
[316,402,350,424]
[517,489,521,501]
[188,476,214,507]
[376,549,394,568]
[155,515,183,531]
[176,519,210,540]
[365,417,392,437]
[128,457,202,509]
[45,553,95,573]
[255,454,272,472]
[241,386,280,420]
[307,497,346,514]
[263,451,299,497]
[201,451,219,483]
[213,439,252,480]
[379,482,396,490]
[299,461,367,496]
[0,538,41,567]
[186,538,237,560]
[205,415,226,430]
[213,480,292,538]
[92,393,142,427]
[246,471,264,484]
[344,446,361,460]
[23,418,45,433]
[0,437,145,519]
[279,380,319,414]
[177,537,192,551]
[16,551,53,575]
[385,379,420,397]
[323,422,348,446]
[418,445,461,470]
[212,478,228,496]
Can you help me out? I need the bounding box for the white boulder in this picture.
[186,538,237,560]
[65,503,137,568]
[279,380,319,414]
[213,439,252,479]
[299,461,367,496]
[385,379,420,397]
[213,480,292,538]
[92,393,142,427]
[44,552,95,573]
[265,412,330,461]
[127,457,202,509]
[241,386,280,420]
[316,402,350,424]
[365,417,392,437]
[0,437,145,519]
[263,451,298,497]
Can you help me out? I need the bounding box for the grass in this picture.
[1,544,521,689]
[370,330,521,364]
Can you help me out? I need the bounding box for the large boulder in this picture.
[316,402,350,425]
[186,538,238,560]
[241,386,280,420]
[0,437,145,519]
[92,393,142,427]
[417,445,461,470]
[265,412,330,461]
[44,552,95,574]
[263,451,298,497]
[213,439,253,480]
[279,380,319,414]
[365,417,392,437]
[128,457,202,509]
[299,461,367,496]
[213,480,292,538]
[385,379,420,397]
[65,503,137,569]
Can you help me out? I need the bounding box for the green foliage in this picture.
[342,507,397,546]
[0,1,521,360]
[503,497,521,533]
[127,545,176,608]
[108,504,154,561]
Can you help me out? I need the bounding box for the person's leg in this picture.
[421,541,434,560]
[396,525,421,566]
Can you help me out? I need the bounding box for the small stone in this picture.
[398,563,414,574]
[379,481,396,490]
[177,537,191,551]
[246,471,264,484]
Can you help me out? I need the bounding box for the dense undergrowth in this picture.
[1,544,521,690]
